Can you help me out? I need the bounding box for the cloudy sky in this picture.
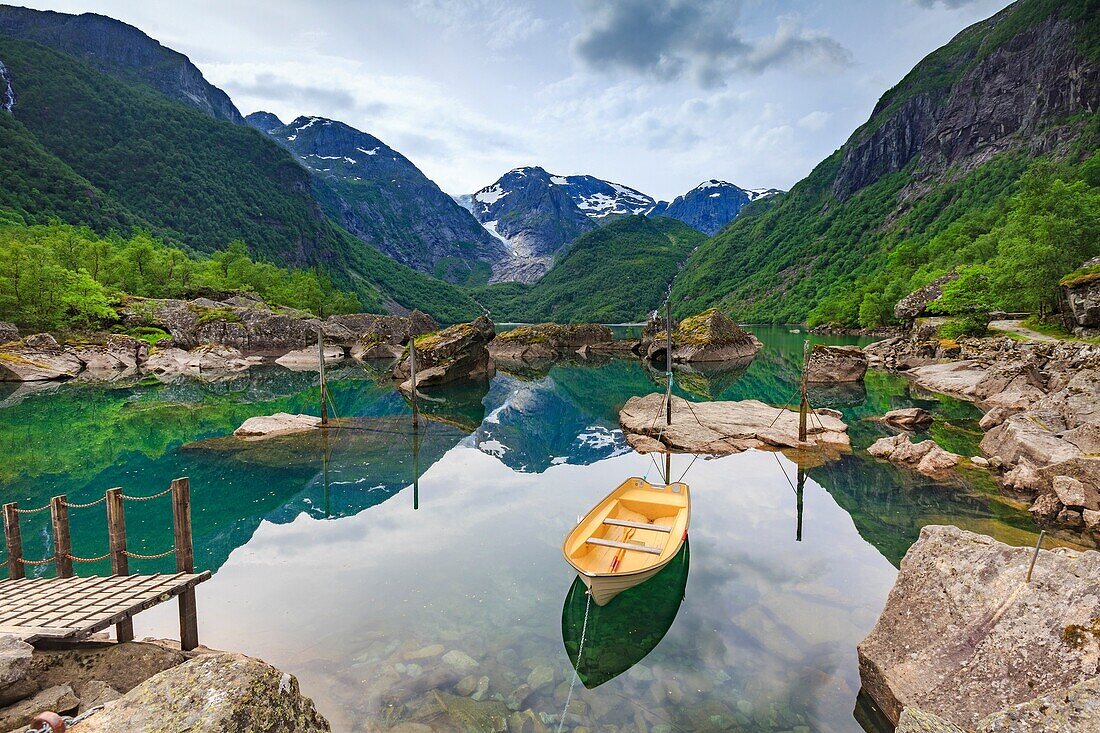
[19,0,1010,198]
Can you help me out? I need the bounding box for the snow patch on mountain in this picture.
[474,184,508,206]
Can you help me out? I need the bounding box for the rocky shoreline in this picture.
[864,334,1100,540]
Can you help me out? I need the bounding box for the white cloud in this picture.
[797,111,831,131]
[409,0,546,50]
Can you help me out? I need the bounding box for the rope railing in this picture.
[61,496,106,510]
[121,487,173,502]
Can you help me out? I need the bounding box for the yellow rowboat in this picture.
[563,477,690,606]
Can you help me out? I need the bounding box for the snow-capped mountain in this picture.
[648,180,782,236]
[470,167,598,283]
[550,174,655,218]
[248,113,507,282]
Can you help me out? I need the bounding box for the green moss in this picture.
[191,306,243,327]
[1061,264,1100,288]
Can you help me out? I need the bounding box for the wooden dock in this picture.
[0,477,209,650]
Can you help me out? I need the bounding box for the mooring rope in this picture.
[556,591,592,733]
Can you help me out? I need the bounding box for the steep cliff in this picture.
[672,0,1100,324]
[0,5,243,124]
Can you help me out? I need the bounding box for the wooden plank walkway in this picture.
[0,572,210,644]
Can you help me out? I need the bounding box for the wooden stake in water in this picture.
[410,338,419,420]
[318,327,329,427]
[171,477,199,651]
[799,340,810,442]
[665,302,673,485]
[3,502,24,580]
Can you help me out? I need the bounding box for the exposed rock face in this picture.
[274,346,345,371]
[145,345,260,378]
[893,273,960,322]
[0,635,34,706]
[234,413,322,439]
[883,407,934,429]
[0,6,244,123]
[259,116,507,283]
[645,309,762,364]
[620,393,849,456]
[77,653,330,732]
[805,344,868,383]
[124,297,319,352]
[975,675,1100,732]
[0,321,17,343]
[0,684,79,731]
[1062,257,1100,337]
[0,333,83,381]
[858,525,1100,727]
[649,180,780,235]
[490,323,613,360]
[867,433,961,477]
[70,335,148,374]
[393,316,496,389]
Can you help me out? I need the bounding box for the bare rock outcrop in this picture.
[490,323,613,360]
[645,309,761,364]
[0,334,83,381]
[145,345,260,378]
[124,296,320,352]
[858,525,1100,727]
[620,393,849,456]
[234,413,321,439]
[883,407,934,429]
[867,433,961,477]
[0,321,18,344]
[70,335,148,375]
[805,344,868,383]
[274,346,345,371]
[393,316,496,390]
[1063,258,1100,337]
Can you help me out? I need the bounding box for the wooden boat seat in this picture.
[603,518,672,532]
[585,538,662,554]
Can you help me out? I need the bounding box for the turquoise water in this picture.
[0,327,1050,732]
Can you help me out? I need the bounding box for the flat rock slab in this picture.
[234,413,322,438]
[858,525,1100,727]
[620,393,849,456]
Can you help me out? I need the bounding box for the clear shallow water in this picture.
[0,328,1056,732]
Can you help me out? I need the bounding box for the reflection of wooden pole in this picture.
[413,413,420,511]
[106,488,134,643]
[51,496,73,578]
[318,327,328,427]
[322,425,331,519]
[171,478,198,651]
[799,340,810,442]
[796,468,805,542]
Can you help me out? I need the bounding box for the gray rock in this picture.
[73,680,121,712]
[866,433,960,476]
[0,334,83,381]
[526,665,554,691]
[1052,475,1099,510]
[77,653,330,732]
[124,297,320,352]
[394,316,496,389]
[805,345,868,383]
[0,684,78,731]
[71,335,148,374]
[441,650,479,672]
[234,413,322,438]
[0,321,18,344]
[893,273,960,322]
[896,707,967,733]
[274,346,345,371]
[0,635,35,706]
[883,407,934,429]
[858,525,1100,727]
[145,345,259,378]
[975,675,1100,732]
[490,323,613,360]
[644,309,762,364]
[1063,258,1100,337]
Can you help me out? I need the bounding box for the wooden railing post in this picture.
[51,496,73,578]
[799,340,811,442]
[3,503,24,580]
[105,487,134,642]
[172,477,199,651]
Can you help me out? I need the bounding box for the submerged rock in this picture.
[77,653,330,732]
[882,407,934,429]
[620,393,849,456]
[866,433,961,477]
[393,316,496,389]
[645,309,762,364]
[805,344,868,383]
[0,333,83,381]
[858,525,1100,727]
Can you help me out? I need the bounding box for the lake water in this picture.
[0,327,1057,732]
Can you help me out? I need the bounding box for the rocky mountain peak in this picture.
[244,111,284,133]
[649,180,779,236]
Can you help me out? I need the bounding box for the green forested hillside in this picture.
[0,36,483,323]
[669,0,1100,327]
[476,217,705,322]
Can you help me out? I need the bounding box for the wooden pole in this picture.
[318,327,329,427]
[410,339,419,420]
[105,488,134,642]
[171,478,199,651]
[796,468,805,542]
[51,496,73,578]
[1026,529,1046,583]
[799,340,810,442]
[3,503,24,580]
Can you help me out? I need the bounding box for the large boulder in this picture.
[234,413,321,438]
[0,635,34,706]
[0,334,84,381]
[866,433,960,476]
[883,407,934,429]
[325,309,437,352]
[70,335,149,374]
[1062,257,1100,337]
[857,525,1100,727]
[0,321,18,344]
[145,345,260,378]
[619,393,849,455]
[393,316,496,389]
[645,309,761,363]
[490,323,613,360]
[77,653,330,732]
[274,346,345,371]
[894,272,959,322]
[124,297,320,352]
[805,344,868,383]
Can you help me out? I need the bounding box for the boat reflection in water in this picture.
[561,539,690,689]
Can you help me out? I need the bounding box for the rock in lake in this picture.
[490,323,612,360]
[866,433,960,476]
[70,335,148,374]
[234,413,322,438]
[76,653,330,732]
[645,309,762,364]
[620,393,849,456]
[805,344,868,383]
[882,407,934,429]
[0,334,83,381]
[393,316,496,389]
[858,525,1100,727]
[145,345,260,377]
[275,346,346,371]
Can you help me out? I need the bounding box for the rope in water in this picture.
[556,590,592,733]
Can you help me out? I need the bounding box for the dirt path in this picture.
[987,319,1060,342]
